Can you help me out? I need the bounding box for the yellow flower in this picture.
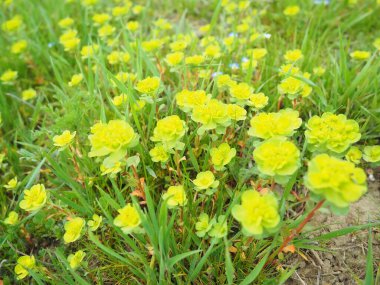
[142,39,163,52]
[191,99,230,134]
[58,17,74,28]
[64,217,85,243]
[210,143,236,170]
[19,184,47,212]
[253,137,300,182]
[230,82,253,103]
[88,120,138,166]
[53,130,76,148]
[135,77,160,94]
[87,214,102,231]
[100,161,122,176]
[278,76,312,99]
[1,69,18,83]
[127,21,139,32]
[151,115,186,150]
[131,100,146,111]
[350,50,370,60]
[170,40,187,52]
[14,255,35,280]
[313,66,326,76]
[216,74,236,90]
[305,113,361,153]
[4,211,19,225]
[195,213,214,237]
[162,185,187,208]
[232,190,280,236]
[59,29,80,52]
[165,52,184,66]
[249,92,269,109]
[21,88,37,100]
[68,250,86,270]
[112,94,128,106]
[82,0,97,6]
[98,24,115,38]
[185,55,205,65]
[81,44,99,59]
[11,40,27,54]
[199,24,210,33]
[250,48,268,60]
[284,49,303,62]
[193,171,219,192]
[248,109,302,139]
[149,145,169,163]
[92,13,110,25]
[114,203,141,234]
[208,215,228,239]
[112,5,129,17]
[227,104,246,121]
[204,44,221,58]
[373,38,380,50]
[154,18,172,30]
[345,146,362,164]
[283,5,300,16]
[68,73,83,87]
[305,154,367,208]
[2,15,22,32]
[4,176,18,189]
[175,89,209,112]
[279,64,300,76]
[363,145,380,163]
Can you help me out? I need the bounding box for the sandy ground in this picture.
[287,170,380,285]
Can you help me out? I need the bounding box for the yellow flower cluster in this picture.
[19,184,47,212]
[175,90,210,112]
[253,137,300,183]
[232,190,280,236]
[193,171,219,194]
[305,113,361,153]
[88,120,138,167]
[248,109,302,139]
[162,185,187,208]
[114,203,141,234]
[151,115,186,150]
[64,217,85,243]
[135,77,160,95]
[14,256,35,280]
[210,143,236,170]
[305,154,367,208]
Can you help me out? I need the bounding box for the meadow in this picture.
[0,0,380,284]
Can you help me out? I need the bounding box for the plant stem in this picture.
[266,199,326,266]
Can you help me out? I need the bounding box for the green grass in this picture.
[0,0,379,284]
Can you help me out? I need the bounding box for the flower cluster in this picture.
[305,113,361,153]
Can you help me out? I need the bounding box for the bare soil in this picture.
[287,170,380,285]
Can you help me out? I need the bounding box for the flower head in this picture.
[208,215,228,239]
[253,137,300,182]
[249,92,269,109]
[53,130,76,149]
[21,89,37,100]
[284,49,303,62]
[87,214,102,231]
[135,77,160,94]
[363,145,380,163]
[232,190,280,236]
[68,74,83,87]
[68,250,86,269]
[162,185,187,208]
[345,146,362,164]
[4,176,18,189]
[193,171,219,192]
[195,213,214,237]
[19,184,47,212]
[248,109,302,139]
[151,115,186,150]
[176,90,209,112]
[350,50,370,60]
[149,145,169,163]
[114,203,141,234]
[64,217,85,243]
[2,15,23,32]
[283,5,300,16]
[11,40,27,54]
[165,52,184,66]
[305,154,367,208]
[1,69,18,83]
[305,113,361,153]
[4,211,19,225]
[230,82,253,103]
[191,99,230,134]
[227,104,247,121]
[88,120,138,166]
[14,255,35,280]
[210,143,236,170]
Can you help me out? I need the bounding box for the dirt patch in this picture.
[287,170,380,285]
